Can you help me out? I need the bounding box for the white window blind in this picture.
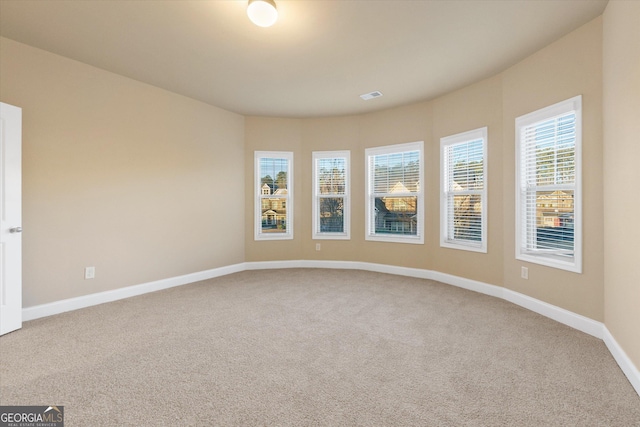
[516,96,582,273]
[365,141,424,244]
[254,151,293,240]
[441,128,487,252]
[313,151,350,239]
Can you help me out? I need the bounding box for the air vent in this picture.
[360,91,383,101]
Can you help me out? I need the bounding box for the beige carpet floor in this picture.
[1,269,639,426]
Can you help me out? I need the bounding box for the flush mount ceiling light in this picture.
[247,0,278,28]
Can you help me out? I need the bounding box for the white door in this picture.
[0,102,22,335]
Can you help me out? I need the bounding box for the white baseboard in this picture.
[274,260,599,336]
[603,327,640,397]
[21,259,639,397]
[244,260,308,270]
[22,263,245,322]
[501,289,604,339]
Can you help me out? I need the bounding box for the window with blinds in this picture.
[365,141,424,244]
[312,151,350,239]
[254,151,293,240]
[440,128,487,252]
[516,96,582,273]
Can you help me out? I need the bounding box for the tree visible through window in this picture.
[441,127,487,252]
[366,142,424,243]
[313,151,350,239]
[516,96,582,273]
[255,152,293,240]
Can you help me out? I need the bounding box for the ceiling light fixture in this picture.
[247,0,278,28]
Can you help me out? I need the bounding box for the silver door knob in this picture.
[9,227,22,233]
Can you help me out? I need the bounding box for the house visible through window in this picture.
[516,96,582,273]
[440,127,487,252]
[365,141,424,244]
[312,151,350,240]
[255,151,293,240]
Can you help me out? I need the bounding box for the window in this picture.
[312,151,350,240]
[365,141,424,244]
[440,127,487,252]
[516,96,582,273]
[255,151,293,240]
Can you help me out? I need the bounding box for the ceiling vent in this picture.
[360,91,383,101]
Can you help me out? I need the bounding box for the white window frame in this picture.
[365,141,424,244]
[312,151,350,240]
[515,95,582,273]
[440,127,488,253]
[254,151,293,241]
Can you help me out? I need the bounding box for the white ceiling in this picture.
[0,0,607,118]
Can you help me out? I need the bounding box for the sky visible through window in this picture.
[259,157,289,234]
[260,158,288,190]
[443,137,485,246]
[371,149,420,236]
[524,112,576,254]
[317,157,346,233]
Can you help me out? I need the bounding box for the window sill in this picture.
[255,233,293,241]
[366,234,424,244]
[516,252,581,274]
[441,240,487,253]
[313,233,350,240]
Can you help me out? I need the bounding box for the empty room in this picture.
[0,0,639,425]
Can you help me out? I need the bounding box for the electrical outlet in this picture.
[315,243,321,251]
[521,266,528,280]
[85,266,95,280]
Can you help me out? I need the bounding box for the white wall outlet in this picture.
[315,243,321,251]
[85,266,95,280]
[521,266,529,280]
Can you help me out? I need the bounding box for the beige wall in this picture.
[3,7,635,375]
[501,17,604,321]
[244,117,303,261]
[431,76,504,286]
[0,37,245,307]
[246,87,504,282]
[603,1,640,371]
[245,17,604,321]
